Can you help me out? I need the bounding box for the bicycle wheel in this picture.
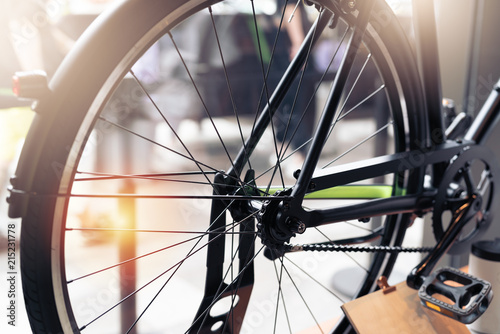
[14,0,427,333]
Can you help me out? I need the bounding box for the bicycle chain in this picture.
[259,189,434,255]
[286,243,434,254]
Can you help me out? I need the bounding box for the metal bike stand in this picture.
[118,120,138,334]
[118,177,137,334]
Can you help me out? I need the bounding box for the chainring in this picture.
[432,145,500,255]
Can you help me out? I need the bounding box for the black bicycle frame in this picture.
[291,0,500,228]
[413,0,446,146]
[298,0,500,229]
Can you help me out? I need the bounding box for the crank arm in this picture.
[407,194,481,289]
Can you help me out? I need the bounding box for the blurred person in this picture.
[273,0,318,165]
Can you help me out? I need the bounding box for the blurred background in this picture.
[1,0,500,332]
[0,0,120,237]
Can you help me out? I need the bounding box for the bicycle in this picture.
[7,0,500,333]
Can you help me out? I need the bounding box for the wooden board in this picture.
[341,282,470,334]
[296,317,340,334]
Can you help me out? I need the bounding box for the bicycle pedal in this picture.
[418,267,493,324]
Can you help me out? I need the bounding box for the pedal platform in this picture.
[418,267,493,324]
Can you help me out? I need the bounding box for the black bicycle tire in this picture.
[14,0,427,333]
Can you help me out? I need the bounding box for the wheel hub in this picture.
[257,188,300,256]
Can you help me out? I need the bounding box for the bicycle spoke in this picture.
[280,259,324,334]
[65,227,255,235]
[98,115,216,177]
[322,121,393,169]
[60,192,281,200]
[272,260,292,334]
[338,84,386,121]
[74,170,217,182]
[67,221,244,284]
[250,17,349,189]
[97,115,263,195]
[124,229,221,333]
[278,26,349,162]
[167,31,244,188]
[76,174,216,187]
[128,70,215,183]
[274,9,319,169]
[78,200,262,331]
[208,6,251,172]
[77,226,221,331]
[248,0,286,189]
[284,256,347,304]
[338,53,372,116]
[324,53,375,144]
[246,1,286,148]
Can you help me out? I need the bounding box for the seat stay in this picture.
[227,11,332,181]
